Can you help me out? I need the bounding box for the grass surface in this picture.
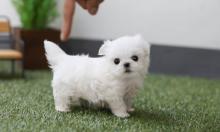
[0,69,220,131]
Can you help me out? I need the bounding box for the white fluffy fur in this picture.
[44,35,150,118]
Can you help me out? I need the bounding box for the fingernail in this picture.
[90,8,97,15]
[60,33,65,41]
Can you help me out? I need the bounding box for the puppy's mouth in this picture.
[125,69,132,73]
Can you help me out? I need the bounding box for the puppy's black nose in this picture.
[124,63,130,68]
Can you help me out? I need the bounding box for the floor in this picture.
[60,39,220,79]
[1,71,219,131]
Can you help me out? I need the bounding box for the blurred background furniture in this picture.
[0,15,24,77]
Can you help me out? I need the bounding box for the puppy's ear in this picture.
[144,41,151,56]
[134,34,143,40]
[135,34,151,56]
[98,40,111,55]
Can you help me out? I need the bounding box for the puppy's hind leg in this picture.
[54,95,72,112]
[52,82,74,112]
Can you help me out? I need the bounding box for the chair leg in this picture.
[11,60,15,75]
[21,59,25,78]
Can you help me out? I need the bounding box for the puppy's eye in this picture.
[114,58,120,65]
[131,55,138,62]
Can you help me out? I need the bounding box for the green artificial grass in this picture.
[0,69,220,131]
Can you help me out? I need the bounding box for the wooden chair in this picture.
[0,16,24,77]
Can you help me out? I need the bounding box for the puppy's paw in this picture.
[55,106,71,112]
[127,108,135,112]
[113,112,130,118]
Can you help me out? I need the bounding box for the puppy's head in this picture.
[99,34,150,79]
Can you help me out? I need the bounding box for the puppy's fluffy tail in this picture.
[44,40,66,67]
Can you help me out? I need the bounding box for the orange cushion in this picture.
[0,49,23,59]
[0,21,10,32]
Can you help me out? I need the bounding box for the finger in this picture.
[61,0,75,41]
[76,0,87,9]
[86,0,103,15]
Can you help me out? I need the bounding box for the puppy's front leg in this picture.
[124,94,135,112]
[124,87,138,112]
[107,98,130,118]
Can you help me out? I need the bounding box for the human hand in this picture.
[61,0,103,41]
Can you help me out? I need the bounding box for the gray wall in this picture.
[1,0,220,50]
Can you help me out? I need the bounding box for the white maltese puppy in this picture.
[44,35,150,118]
